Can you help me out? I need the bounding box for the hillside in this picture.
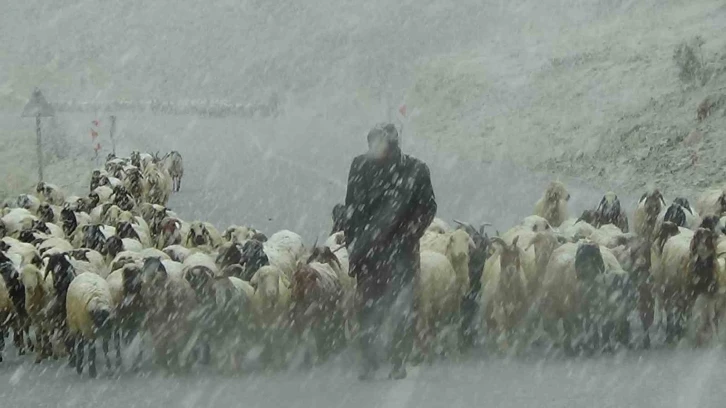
[404,0,726,198]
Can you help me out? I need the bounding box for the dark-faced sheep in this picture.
[290,260,345,366]
[162,151,184,193]
[651,227,721,344]
[140,257,197,372]
[0,252,29,362]
[539,242,631,354]
[634,189,666,239]
[66,272,116,377]
[594,192,629,233]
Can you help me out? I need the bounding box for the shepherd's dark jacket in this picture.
[344,148,437,300]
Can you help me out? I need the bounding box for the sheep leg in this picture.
[114,330,122,369]
[0,327,5,362]
[64,329,76,367]
[13,324,26,355]
[88,341,98,378]
[638,281,655,349]
[102,337,111,372]
[75,338,85,375]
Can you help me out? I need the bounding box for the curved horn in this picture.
[490,237,507,248]
[453,219,476,235]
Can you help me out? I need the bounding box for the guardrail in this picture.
[49,97,280,118]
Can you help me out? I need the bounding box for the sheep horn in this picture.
[332,245,346,254]
[453,219,476,235]
[490,237,507,248]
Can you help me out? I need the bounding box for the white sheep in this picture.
[263,230,305,278]
[163,244,194,263]
[36,203,62,224]
[182,252,219,276]
[558,217,596,242]
[0,253,29,362]
[695,188,726,217]
[651,228,722,345]
[37,237,75,256]
[415,250,462,357]
[533,181,570,228]
[185,221,223,250]
[2,208,38,237]
[36,182,66,206]
[20,264,55,362]
[655,198,702,232]
[420,229,471,297]
[223,225,260,244]
[142,163,173,206]
[426,218,453,234]
[66,272,116,377]
[68,249,109,279]
[538,242,630,352]
[12,194,42,213]
[479,236,530,351]
[586,224,630,249]
[162,151,184,193]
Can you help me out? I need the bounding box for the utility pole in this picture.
[21,88,55,183]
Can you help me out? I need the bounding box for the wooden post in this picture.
[36,115,43,182]
[110,115,117,155]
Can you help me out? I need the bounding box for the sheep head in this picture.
[29,219,50,235]
[158,217,182,247]
[60,208,77,236]
[240,239,268,277]
[82,224,107,255]
[574,242,605,283]
[37,203,55,223]
[446,229,471,267]
[44,253,75,294]
[116,222,140,241]
[663,203,686,228]
[216,242,243,269]
[291,265,319,303]
[184,265,215,299]
[306,246,342,272]
[105,236,124,259]
[699,215,726,235]
[653,221,681,255]
[141,257,167,296]
[641,189,666,224]
[595,192,622,227]
[491,236,522,275]
[187,222,211,247]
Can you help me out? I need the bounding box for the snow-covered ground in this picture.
[1,349,726,407]
[1,0,726,405]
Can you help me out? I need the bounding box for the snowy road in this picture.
[1,349,725,407]
[2,111,698,408]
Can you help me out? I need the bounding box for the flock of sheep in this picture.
[2,149,726,379]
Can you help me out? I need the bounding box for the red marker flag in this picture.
[94,143,102,152]
[398,104,407,117]
[92,120,100,127]
[91,129,98,139]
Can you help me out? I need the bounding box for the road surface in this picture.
[3,112,715,408]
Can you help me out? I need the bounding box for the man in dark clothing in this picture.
[344,123,437,380]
